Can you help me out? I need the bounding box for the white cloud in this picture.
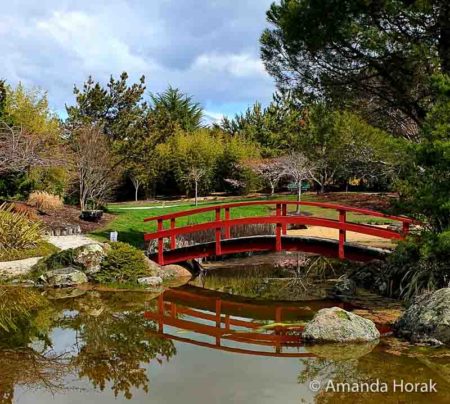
[193,53,266,77]
[36,10,151,73]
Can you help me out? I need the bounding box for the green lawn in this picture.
[90,194,395,248]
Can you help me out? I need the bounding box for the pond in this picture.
[1,260,449,403]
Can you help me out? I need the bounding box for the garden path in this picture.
[0,235,100,279]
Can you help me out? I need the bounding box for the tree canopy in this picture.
[261,0,450,139]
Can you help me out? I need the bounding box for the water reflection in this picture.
[0,286,449,403]
[144,285,326,357]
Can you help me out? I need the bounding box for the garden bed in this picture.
[8,202,115,233]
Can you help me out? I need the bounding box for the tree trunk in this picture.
[194,180,198,206]
[270,183,275,196]
[134,183,139,202]
[296,180,302,214]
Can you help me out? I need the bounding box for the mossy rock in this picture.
[303,307,380,342]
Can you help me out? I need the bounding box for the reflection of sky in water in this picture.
[16,331,313,404]
[5,287,450,404]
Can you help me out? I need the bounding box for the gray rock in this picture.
[73,243,106,274]
[159,264,192,279]
[40,267,88,288]
[137,276,163,286]
[303,307,380,342]
[395,288,450,345]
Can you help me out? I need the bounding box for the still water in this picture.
[1,270,449,403]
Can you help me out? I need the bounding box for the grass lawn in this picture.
[90,193,396,248]
[0,241,59,262]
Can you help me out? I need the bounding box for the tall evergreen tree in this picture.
[149,86,203,132]
[261,0,450,140]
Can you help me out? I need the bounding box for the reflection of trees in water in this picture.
[0,348,71,404]
[194,254,343,300]
[298,345,450,403]
[71,311,176,399]
[0,290,176,401]
[0,288,68,404]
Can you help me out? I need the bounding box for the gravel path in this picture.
[0,235,100,279]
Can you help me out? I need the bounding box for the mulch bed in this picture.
[9,202,114,233]
[39,205,115,233]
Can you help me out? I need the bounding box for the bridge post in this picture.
[225,207,231,239]
[170,218,176,249]
[215,208,222,255]
[338,210,346,259]
[157,294,164,332]
[157,219,164,265]
[215,299,222,346]
[281,203,287,235]
[402,221,410,237]
[276,204,282,251]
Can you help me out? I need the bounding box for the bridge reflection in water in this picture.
[144,286,345,358]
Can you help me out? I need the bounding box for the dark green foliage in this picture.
[398,74,450,232]
[30,249,79,279]
[219,92,304,156]
[387,233,450,301]
[94,242,149,284]
[260,0,450,138]
[150,86,203,132]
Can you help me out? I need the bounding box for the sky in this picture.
[1,0,276,123]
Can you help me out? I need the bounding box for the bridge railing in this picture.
[144,201,414,264]
[144,292,312,357]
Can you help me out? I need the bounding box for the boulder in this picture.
[303,307,380,342]
[394,288,450,345]
[73,243,106,274]
[39,267,88,288]
[137,276,163,287]
[157,264,192,280]
[144,257,161,274]
[331,277,357,297]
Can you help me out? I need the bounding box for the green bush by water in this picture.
[93,242,150,284]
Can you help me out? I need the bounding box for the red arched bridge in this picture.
[144,201,413,265]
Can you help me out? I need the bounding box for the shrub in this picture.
[8,202,39,221]
[28,191,63,211]
[0,203,43,250]
[388,232,450,301]
[94,242,149,284]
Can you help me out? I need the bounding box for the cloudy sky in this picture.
[1,0,276,122]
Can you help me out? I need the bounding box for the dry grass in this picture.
[28,191,63,211]
[0,203,44,250]
[7,202,39,221]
